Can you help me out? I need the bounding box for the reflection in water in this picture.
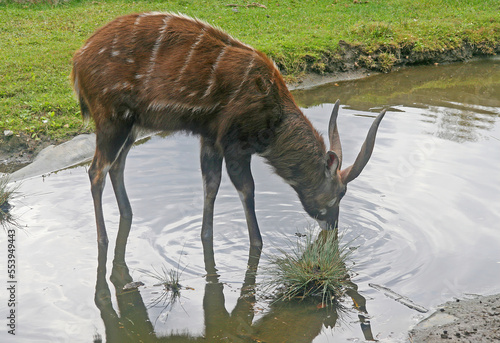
[94,220,375,342]
[94,218,155,342]
[293,58,500,142]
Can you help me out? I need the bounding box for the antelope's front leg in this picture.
[224,148,263,247]
[200,137,223,244]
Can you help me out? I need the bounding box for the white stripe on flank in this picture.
[102,82,133,95]
[147,99,220,114]
[111,35,120,56]
[227,54,255,106]
[78,39,92,56]
[202,46,227,99]
[145,15,171,86]
[169,12,254,51]
[141,11,165,17]
[110,18,124,57]
[130,14,143,49]
[176,29,206,85]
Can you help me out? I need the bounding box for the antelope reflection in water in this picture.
[94,220,375,342]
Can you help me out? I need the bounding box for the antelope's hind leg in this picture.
[89,121,134,245]
[109,131,136,221]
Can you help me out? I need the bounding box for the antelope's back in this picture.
[72,12,289,138]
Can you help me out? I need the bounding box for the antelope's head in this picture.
[307,100,386,230]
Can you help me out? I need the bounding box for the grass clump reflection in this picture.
[266,229,353,307]
[138,264,185,310]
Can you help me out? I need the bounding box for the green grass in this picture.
[265,229,353,307]
[0,0,499,142]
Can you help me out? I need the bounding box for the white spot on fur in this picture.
[98,47,106,54]
[102,164,111,175]
[123,109,132,119]
[237,191,246,202]
[327,197,338,207]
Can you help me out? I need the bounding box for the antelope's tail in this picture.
[70,67,90,124]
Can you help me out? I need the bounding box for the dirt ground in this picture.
[409,294,500,342]
[0,133,57,173]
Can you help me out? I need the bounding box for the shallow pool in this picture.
[2,58,500,342]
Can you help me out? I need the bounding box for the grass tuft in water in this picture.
[265,229,354,307]
[0,175,13,211]
[138,264,184,309]
[0,174,19,227]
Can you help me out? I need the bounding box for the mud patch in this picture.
[410,294,500,342]
[0,133,59,173]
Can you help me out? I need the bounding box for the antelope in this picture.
[72,12,386,247]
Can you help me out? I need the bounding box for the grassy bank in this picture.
[0,0,499,143]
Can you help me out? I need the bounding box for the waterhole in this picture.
[3,58,500,342]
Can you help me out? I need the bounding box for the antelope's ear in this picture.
[326,151,340,172]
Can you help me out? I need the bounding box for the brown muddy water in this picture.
[1,58,500,342]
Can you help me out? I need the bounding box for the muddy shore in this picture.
[0,132,60,173]
[409,294,500,342]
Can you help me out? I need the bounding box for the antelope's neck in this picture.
[262,109,327,195]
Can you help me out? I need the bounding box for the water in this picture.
[1,58,500,342]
